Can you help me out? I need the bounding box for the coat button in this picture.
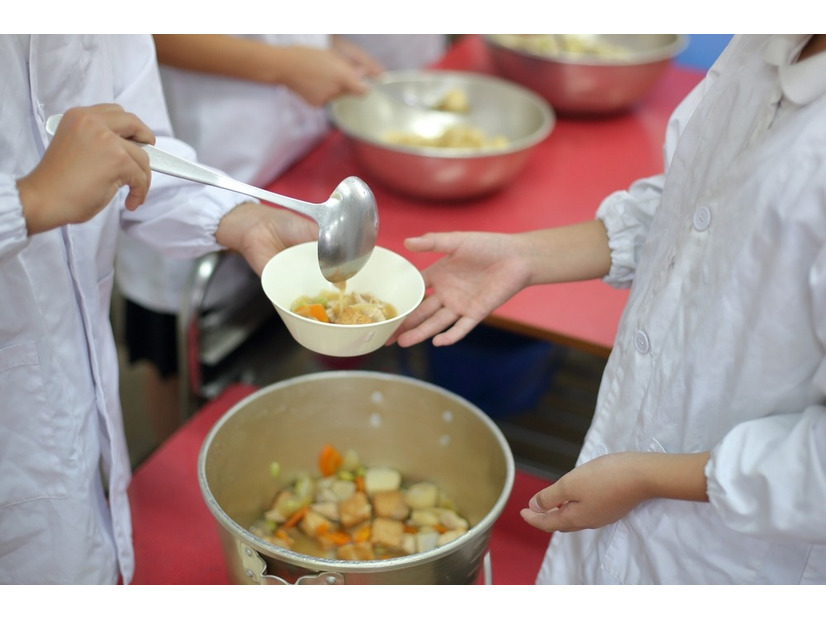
[693,207,711,232]
[634,330,650,354]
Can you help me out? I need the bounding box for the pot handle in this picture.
[239,541,345,585]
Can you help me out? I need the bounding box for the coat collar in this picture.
[764,34,826,105]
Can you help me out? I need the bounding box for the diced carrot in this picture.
[295,303,330,323]
[319,530,351,547]
[318,444,343,477]
[274,528,290,541]
[403,524,419,534]
[314,521,329,537]
[352,524,371,543]
[433,524,448,534]
[355,475,365,493]
[283,505,308,529]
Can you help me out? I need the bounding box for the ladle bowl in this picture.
[45,114,378,282]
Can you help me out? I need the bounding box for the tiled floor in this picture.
[116,286,606,479]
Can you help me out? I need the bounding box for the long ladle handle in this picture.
[44,114,322,221]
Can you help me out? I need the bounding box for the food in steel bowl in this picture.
[328,70,554,201]
[249,443,470,561]
[383,124,509,150]
[490,34,636,60]
[483,34,688,115]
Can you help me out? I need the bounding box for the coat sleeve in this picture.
[108,35,251,260]
[706,241,826,543]
[0,176,29,260]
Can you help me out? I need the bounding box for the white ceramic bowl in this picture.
[261,242,425,357]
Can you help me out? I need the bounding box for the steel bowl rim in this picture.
[482,34,688,67]
[328,69,555,160]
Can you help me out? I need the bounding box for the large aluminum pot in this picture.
[198,371,515,585]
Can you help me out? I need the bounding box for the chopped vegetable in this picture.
[404,481,439,509]
[352,524,371,543]
[319,443,343,477]
[294,303,330,323]
[319,530,351,547]
[363,466,402,494]
[250,444,469,561]
[282,505,308,529]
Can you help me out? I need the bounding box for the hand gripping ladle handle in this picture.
[44,114,324,221]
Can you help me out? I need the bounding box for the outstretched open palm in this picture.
[391,231,532,347]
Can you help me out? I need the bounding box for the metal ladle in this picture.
[45,114,378,282]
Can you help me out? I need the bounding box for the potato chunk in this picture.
[363,466,402,494]
[404,481,439,509]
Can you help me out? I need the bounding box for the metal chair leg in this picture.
[177,251,222,419]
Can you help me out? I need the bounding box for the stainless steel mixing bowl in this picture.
[483,34,688,115]
[328,70,554,201]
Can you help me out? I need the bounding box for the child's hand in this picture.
[521,451,710,533]
[388,231,533,348]
[215,202,318,277]
[280,45,375,107]
[19,104,154,234]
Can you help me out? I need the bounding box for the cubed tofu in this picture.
[372,490,410,520]
[404,481,439,509]
[337,541,376,561]
[371,517,404,549]
[338,491,372,528]
[363,466,402,494]
[298,509,333,539]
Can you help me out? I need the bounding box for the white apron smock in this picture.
[0,35,247,584]
[537,34,826,585]
[115,34,332,313]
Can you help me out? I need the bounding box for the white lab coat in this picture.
[115,34,333,313]
[0,35,248,584]
[537,35,826,584]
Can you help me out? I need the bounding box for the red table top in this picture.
[129,383,555,585]
[267,35,704,356]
